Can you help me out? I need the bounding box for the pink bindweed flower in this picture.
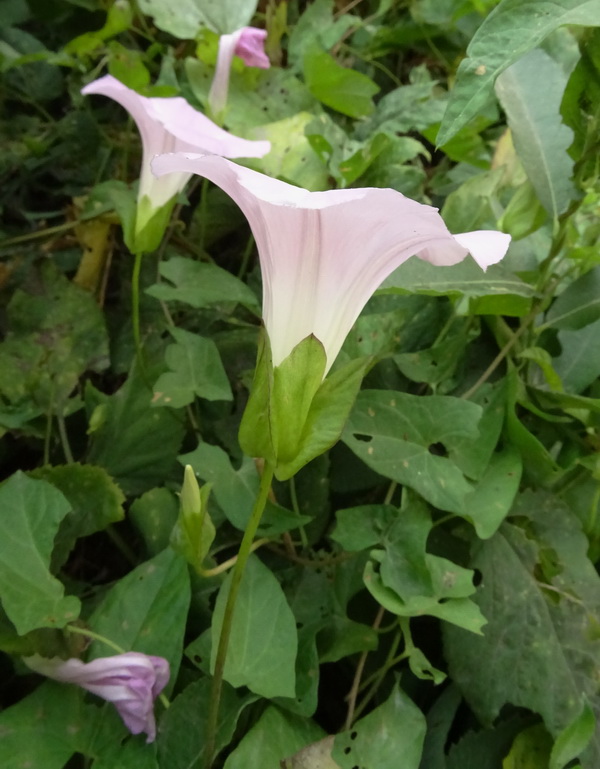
[25,652,169,742]
[208,27,270,119]
[152,153,511,375]
[81,75,270,237]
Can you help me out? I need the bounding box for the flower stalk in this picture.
[204,462,275,769]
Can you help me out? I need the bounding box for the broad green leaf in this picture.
[463,446,523,539]
[441,168,505,234]
[520,346,564,392]
[89,548,190,694]
[443,491,600,765]
[30,463,125,570]
[0,683,80,769]
[380,257,535,299]
[495,49,576,219]
[211,555,297,698]
[146,256,259,313]
[502,725,553,769]
[158,679,251,769]
[358,496,486,633]
[355,70,446,140]
[394,320,475,387]
[137,0,258,37]
[332,684,426,769]
[0,262,108,411]
[544,266,600,330]
[500,179,548,240]
[152,327,232,408]
[553,318,600,393]
[179,441,309,535]
[437,0,600,145]
[86,365,185,496]
[331,504,398,552]
[0,472,80,635]
[550,701,596,769]
[303,47,379,118]
[254,112,331,190]
[281,737,340,769]
[186,59,316,129]
[129,487,179,556]
[343,390,482,513]
[224,706,326,769]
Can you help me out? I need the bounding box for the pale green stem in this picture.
[204,463,275,769]
[131,250,146,373]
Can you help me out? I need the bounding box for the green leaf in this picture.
[0,472,80,635]
[332,684,426,769]
[224,706,326,769]
[476,724,552,769]
[550,701,596,769]
[437,0,600,145]
[357,495,486,633]
[544,266,600,330]
[211,555,297,698]
[86,365,185,496]
[0,262,109,410]
[158,679,252,769]
[0,683,80,769]
[462,446,522,539]
[30,463,125,570]
[152,328,232,408]
[255,112,331,191]
[146,256,259,313]
[495,49,576,219]
[332,504,398,552]
[137,0,258,37]
[88,548,190,694]
[303,47,379,118]
[356,71,447,139]
[443,491,600,764]
[281,737,340,769]
[380,257,535,299]
[553,318,600,393]
[129,487,179,557]
[343,390,482,513]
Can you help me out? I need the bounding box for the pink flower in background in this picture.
[152,153,511,374]
[25,652,169,742]
[209,27,270,118]
[81,75,270,232]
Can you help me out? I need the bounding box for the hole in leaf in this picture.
[353,433,372,443]
[428,442,448,457]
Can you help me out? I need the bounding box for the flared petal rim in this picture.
[152,153,511,371]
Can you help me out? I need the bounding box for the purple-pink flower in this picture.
[152,153,511,374]
[25,652,169,742]
[209,27,270,119]
[81,74,270,236]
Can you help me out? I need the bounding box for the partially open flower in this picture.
[81,75,270,248]
[208,27,270,119]
[152,153,511,374]
[25,652,169,742]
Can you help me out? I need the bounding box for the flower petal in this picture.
[25,652,169,743]
[152,153,510,372]
[234,27,270,69]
